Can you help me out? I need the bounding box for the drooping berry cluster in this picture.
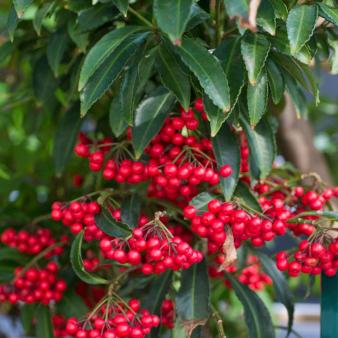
[99,216,203,275]
[51,201,103,240]
[160,299,175,329]
[1,228,65,256]
[276,237,338,277]
[65,298,159,338]
[0,262,66,305]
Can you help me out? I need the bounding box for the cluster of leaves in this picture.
[0,0,337,337]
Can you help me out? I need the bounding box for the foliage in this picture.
[0,0,338,337]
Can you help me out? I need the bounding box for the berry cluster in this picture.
[276,237,338,277]
[1,228,65,256]
[99,218,203,274]
[209,255,272,291]
[51,201,103,240]
[74,107,234,206]
[0,262,66,305]
[65,298,159,338]
[160,299,174,329]
[53,314,68,338]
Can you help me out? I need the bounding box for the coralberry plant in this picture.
[1,0,338,337]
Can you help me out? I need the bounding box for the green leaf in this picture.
[7,5,18,42]
[132,87,176,158]
[268,0,288,20]
[224,272,275,338]
[13,0,32,18]
[176,260,210,335]
[79,26,145,90]
[203,94,227,137]
[257,0,276,36]
[94,208,132,238]
[215,37,245,109]
[224,0,248,17]
[266,59,284,104]
[21,304,37,335]
[36,306,55,338]
[80,32,149,115]
[288,210,338,222]
[284,73,308,118]
[241,117,275,180]
[247,71,268,127]
[33,2,55,36]
[318,4,338,27]
[0,248,30,264]
[68,18,89,53]
[190,192,218,214]
[272,26,315,65]
[77,4,117,32]
[33,56,58,106]
[256,252,294,335]
[154,0,194,44]
[212,123,241,201]
[109,96,128,137]
[56,290,89,318]
[176,37,230,112]
[185,4,210,31]
[70,231,109,285]
[47,30,70,77]
[234,181,262,213]
[241,32,271,85]
[112,0,129,16]
[121,193,142,228]
[53,105,81,175]
[156,42,191,111]
[0,41,13,65]
[328,33,338,74]
[286,5,318,54]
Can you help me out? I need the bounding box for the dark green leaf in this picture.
[77,4,117,32]
[284,73,308,118]
[215,37,245,109]
[247,71,268,127]
[21,304,37,335]
[33,56,58,106]
[95,208,132,238]
[189,192,218,214]
[268,0,288,20]
[241,117,275,180]
[224,0,248,17]
[80,32,149,115]
[112,0,129,16]
[241,32,271,85]
[266,59,284,104]
[109,96,128,137]
[234,181,262,213]
[36,306,55,338]
[224,272,275,338]
[70,231,109,285]
[47,30,70,77]
[176,37,230,111]
[68,18,89,53]
[176,260,210,335]
[56,290,89,318]
[185,4,210,31]
[212,123,241,201]
[79,26,145,90]
[0,41,13,65]
[327,34,338,74]
[256,252,294,335]
[132,87,176,158]
[154,0,194,44]
[0,248,29,264]
[287,5,318,54]
[121,193,142,228]
[33,2,54,35]
[7,5,18,42]
[257,0,276,36]
[53,105,81,175]
[13,0,32,18]
[203,94,227,137]
[157,42,191,111]
[318,4,338,27]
